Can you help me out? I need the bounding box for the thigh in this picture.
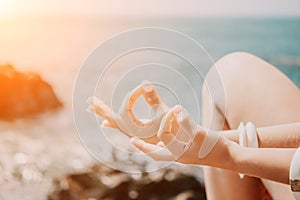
[202,115,266,200]
[203,52,300,199]
[262,180,293,200]
[204,167,266,200]
[215,52,300,128]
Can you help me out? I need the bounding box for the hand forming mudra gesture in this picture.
[87,82,236,169]
[87,81,170,143]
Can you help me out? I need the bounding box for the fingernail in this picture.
[158,114,168,133]
[86,105,94,113]
[143,84,153,93]
[173,105,182,116]
[142,80,150,85]
[157,141,164,145]
[86,96,94,104]
[130,137,142,144]
[100,120,109,128]
[130,137,138,142]
[141,80,153,93]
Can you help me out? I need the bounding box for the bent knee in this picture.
[203,52,300,128]
[206,51,298,97]
[202,53,255,116]
[216,52,257,66]
[213,52,271,78]
[202,52,257,99]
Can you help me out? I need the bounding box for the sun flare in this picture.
[0,0,14,15]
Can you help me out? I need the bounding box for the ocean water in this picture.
[0,17,299,199]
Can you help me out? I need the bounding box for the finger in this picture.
[130,137,159,153]
[158,108,187,158]
[101,119,137,139]
[175,106,198,139]
[119,81,165,128]
[157,106,181,142]
[87,96,118,127]
[130,137,174,161]
[121,84,146,126]
[157,112,174,143]
[157,141,166,147]
[142,82,169,114]
[142,82,163,106]
[127,87,143,110]
[86,105,95,113]
[101,119,117,129]
[87,96,112,119]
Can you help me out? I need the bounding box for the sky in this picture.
[0,0,300,17]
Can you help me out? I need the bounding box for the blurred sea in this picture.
[0,17,299,199]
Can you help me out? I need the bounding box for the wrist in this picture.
[200,134,242,170]
[225,141,244,171]
[228,144,254,175]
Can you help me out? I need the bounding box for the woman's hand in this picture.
[87,82,237,168]
[87,82,170,144]
[130,105,238,169]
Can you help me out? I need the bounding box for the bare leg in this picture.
[202,52,300,199]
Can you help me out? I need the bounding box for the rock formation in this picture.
[48,164,206,200]
[0,64,62,119]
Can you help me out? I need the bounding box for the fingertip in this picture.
[157,110,176,137]
[93,97,105,107]
[173,105,182,115]
[142,82,154,93]
[86,105,94,113]
[130,137,143,147]
[130,136,138,143]
[101,119,108,125]
[165,108,177,123]
[141,80,151,86]
[101,120,113,128]
[165,105,181,119]
[172,105,183,122]
[86,96,95,104]
[157,141,165,147]
[141,83,162,106]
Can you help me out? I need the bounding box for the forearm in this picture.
[229,146,296,184]
[223,122,300,148]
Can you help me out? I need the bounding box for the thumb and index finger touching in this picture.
[87,81,168,130]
